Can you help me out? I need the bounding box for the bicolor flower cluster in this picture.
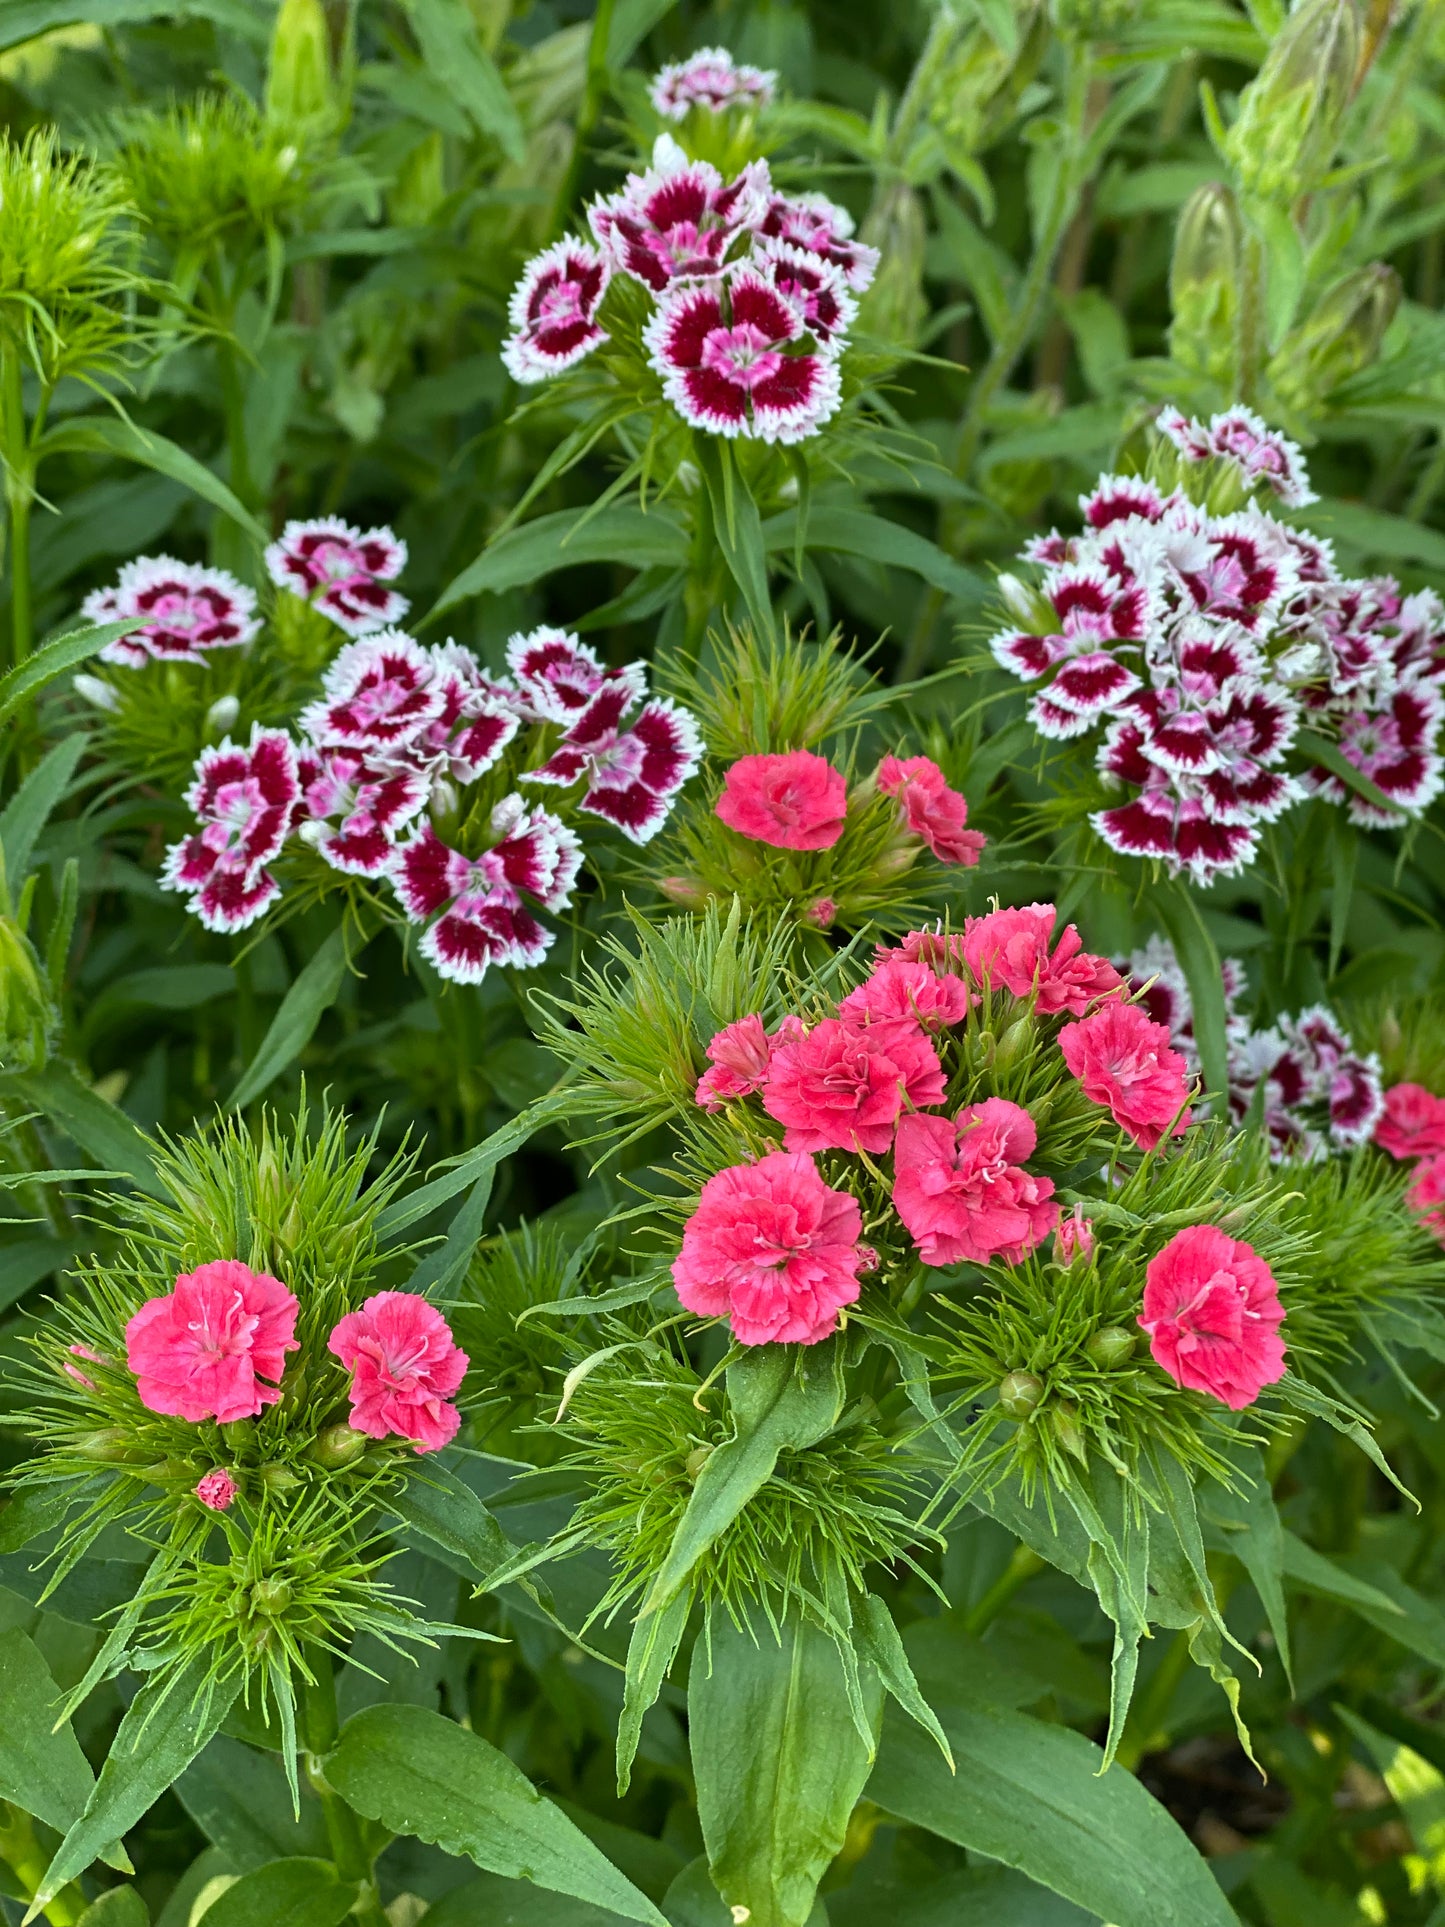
[1374,1080,1445,1246]
[82,556,261,667]
[675,903,1202,1348]
[502,58,877,443]
[991,406,1445,881]
[1122,935,1383,1161]
[121,1260,468,1470]
[161,622,702,979]
[649,45,776,121]
[264,517,410,636]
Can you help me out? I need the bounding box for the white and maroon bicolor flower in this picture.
[1159,405,1315,509]
[1174,511,1298,631]
[1080,475,1167,531]
[1092,778,1260,884]
[502,239,611,383]
[1309,686,1444,827]
[391,804,580,985]
[526,689,703,843]
[505,626,648,725]
[413,643,522,783]
[161,727,298,933]
[300,630,444,753]
[756,190,879,293]
[295,746,428,879]
[756,237,856,351]
[644,264,841,443]
[650,46,776,119]
[85,557,260,667]
[264,519,408,637]
[589,137,768,292]
[1157,406,1213,464]
[991,563,1152,683]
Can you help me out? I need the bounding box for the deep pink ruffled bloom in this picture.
[1375,1083,1445,1162]
[1054,1205,1095,1266]
[196,1469,238,1512]
[1058,1001,1193,1150]
[672,1150,868,1345]
[838,959,974,1031]
[763,1016,945,1154]
[328,1292,469,1454]
[1139,1225,1287,1409]
[125,1261,299,1423]
[962,903,1123,1016]
[893,1098,1058,1268]
[695,1013,805,1110]
[1407,1153,1445,1246]
[877,756,985,867]
[715,751,847,850]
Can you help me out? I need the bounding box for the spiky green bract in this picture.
[80,643,291,793]
[450,1222,586,1452]
[1351,990,1445,1096]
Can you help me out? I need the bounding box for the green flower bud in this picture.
[659,876,709,910]
[389,131,447,230]
[251,1577,292,1615]
[858,182,928,349]
[1086,1326,1136,1368]
[684,1444,714,1481]
[265,0,336,135]
[994,1014,1035,1072]
[1268,263,1401,410]
[1168,183,1241,384]
[929,7,1047,155]
[74,1428,134,1462]
[1225,0,1361,202]
[260,1462,303,1493]
[1052,1401,1088,1462]
[309,1422,368,1469]
[1050,0,1135,37]
[998,1370,1044,1421]
[0,914,54,1072]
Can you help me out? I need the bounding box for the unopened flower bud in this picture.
[309,1422,367,1469]
[804,897,836,930]
[659,876,708,909]
[252,1576,292,1615]
[74,1427,132,1461]
[260,1462,302,1493]
[1050,0,1135,38]
[1168,183,1241,383]
[994,1013,1035,1072]
[875,845,917,880]
[1268,263,1401,410]
[265,0,336,134]
[196,1468,239,1511]
[0,917,53,1072]
[1051,1400,1088,1462]
[998,1370,1044,1420]
[1086,1326,1135,1368]
[858,181,928,348]
[1225,0,1361,202]
[1379,1007,1402,1058]
[1054,1206,1095,1267]
[684,1444,713,1480]
[996,572,1041,626]
[204,694,240,737]
[73,673,120,713]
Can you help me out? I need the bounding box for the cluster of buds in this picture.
[1223,0,1361,204]
[990,406,1445,882]
[502,50,876,444]
[1123,936,1383,1160]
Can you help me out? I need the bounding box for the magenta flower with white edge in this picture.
[264,518,409,637]
[756,190,879,294]
[645,264,842,443]
[502,239,611,384]
[756,237,857,352]
[295,746,429,879]
[590,136,770,293]
[506,626,648,726]
[300,630,444,753]
[528,691,704,844]
[161,727,299,933]
[1158,404,1316,509]
[84,557,260,667]
[392,805,580,985]
[649,46,777,120]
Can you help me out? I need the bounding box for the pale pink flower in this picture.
[125,1260,300,1424]
[650,47,776,120]
[962,903,1123,1016]
[1376,1083,1445,1162]
[892,1098,1058,1269]
[196,1469,239,1512]
[695,1013,805,1110]
[1139,1224,1286,1409]
[763,1016,945,1154]
[1058,1001,1193,1150]
[876,756,985,867]
[838,959,973,1031]
[1407,1153,1445,1246]
[672,1150,868,1345]
[715,750,847,850]
[328,1291,469,1454]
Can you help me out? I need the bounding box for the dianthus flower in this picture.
[762,1016,944,1154]
[1058,1001,1193,1150]
[962,903,1122,1016]
[892,1098,1058,1268]
[1139,1225,1287,1408]
[1375,1083,1445,1162]
[125,1260,299,1423]
[715,750,847,850]
[328,1292,469,1454]
[838,959,974,1031]
[1407,1154,1445,1247]
[876,755,985,866]
[694,1012,805,1110]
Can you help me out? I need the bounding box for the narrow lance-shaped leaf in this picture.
[228,926,353,1110]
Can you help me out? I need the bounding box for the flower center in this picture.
[702,322,783,391]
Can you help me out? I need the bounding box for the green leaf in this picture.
[1253,201,1306,348]
[388,1458,517,1587]
[376,1105,553,1243]
[853,1593,953,1767]
[690,1608,881,1927]
[0,621,138,732]
[0,733,88,886]
[763,506,988,605]
[868,1684,1239,1927]
[7,1063,162,1194]
[404,0,524,160]
[36,417,267,547]
[34,1663,240,1913]
[1201,1450,1292,1687]
[228,927,351,1109]
[1303,497,1445,572]
[75,1891,149,1927]
[0,1628,97,1836]
[617,1585,691,1797]
[194,1859,356,1927]
[403,1173,494,1296]
[0,0,268,48]
[695,439,775,643]
[607,0,677,64]
[323,1705,667,1926]
[642,1344,844,1615]
[175,1736,327,1871]
[429,506,688,619]
[1335,1709,1445,1875]
[1151,882,1228,1099]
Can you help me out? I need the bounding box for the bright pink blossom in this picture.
[962,903,1123,1016]
[695,1013,804,1111]
[892,1098,1058,1268]
[196,1469,238,1511]
[1375,1083,1445,1162]
[672,1150,868,1345]
[1407,1153,1445,1246]
[125,1261,299,1424]
[1054,1205,1095,1267]
[838,959,973,1031]
[715,751,847,850]
[763,1016,945,1154]
[328,1292,469,1454]
[1139,1225,1287,1409]
[1058,1001,1193,1150]
[877,756,985,867]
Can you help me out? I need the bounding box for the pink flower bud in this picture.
[1053,1205,1094,1266]
[196,1468,239,1511]
[805,897,837,929]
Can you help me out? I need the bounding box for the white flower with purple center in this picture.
[502,239,611,384]
[755,237,856,352]
[644,263,841,443]
[1307,685,1444,827]
[300,630,444,752]
[295,746,429,879]
[756,190,879,294]
[411,642,522,784]
[160,727,298,933]
[84,557,260,667]
[649,46,776,120]
[264,518,409,637]
[589,137,770,293]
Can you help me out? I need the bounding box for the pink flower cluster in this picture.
[649,46,776,121]
[991,407,1445,881]
[714,748,984,866]
[502,115,876,443]
[162,619,702,971]
[264,518,409,636]
[672,904,1193,1348]
[83,556,260,667]
[121,1260,467,1456]
[1122,936,1383,1161]
[1140,1224,1287,1409]
[1375,1081,1445,1247]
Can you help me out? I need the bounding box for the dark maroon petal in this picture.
[581,780,671,842]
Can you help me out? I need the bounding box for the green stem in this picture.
[0,1802,88,1926]
[1235,225,1267,406]
[963,1545,1043,1636]
[2,348,34,672]
[217,340,255,510]
[301,1659,387,1926]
